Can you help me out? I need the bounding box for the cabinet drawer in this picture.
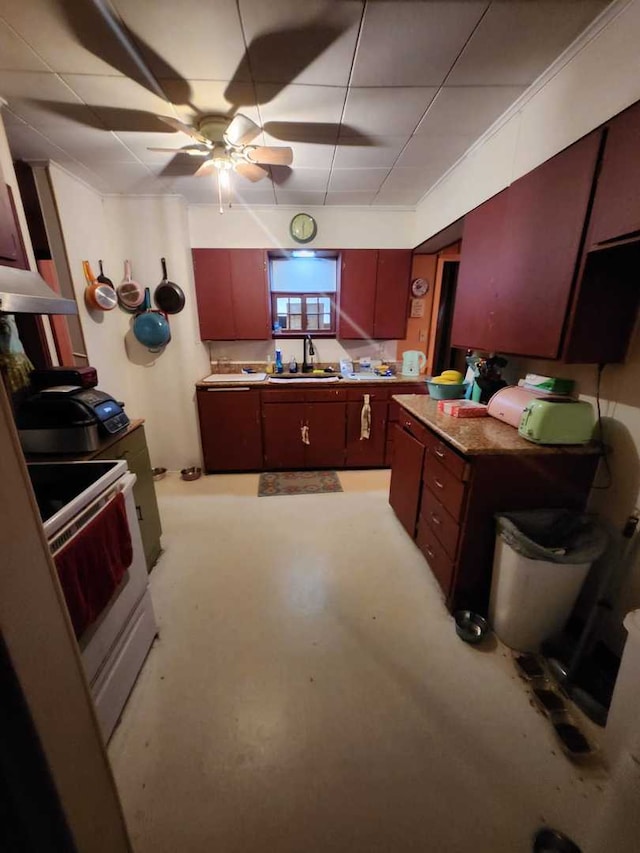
[423,430,468,481]
[306,387,347,402]
[261,388,306,403]
[346,385,390,402]
[397,410,429,445]
[420,487,460,560]
[422,455,466,520]
[94,425,147,462]
[416,517,455,598]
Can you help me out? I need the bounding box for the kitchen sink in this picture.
[268,374,341,384]
[349,373,397,381]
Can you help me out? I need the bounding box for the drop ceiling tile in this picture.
[162,176,223,204]
[380,165,440,191]
[263,134,334,169]
[61,75,170,123]
[325,191,377,205]
[257,84,346,128]
[342,87,437,137]
[395,133,475,169]
[373,186,424,206]
[274,167,330,192]
[166,80,261,127]
[0,19,50,71]
[232,184,277,206]
[3,121,74,163]
[41,126,139,165]
[448,1,609,86]
[115,0,249,81]
[328,168,389,192]
[238,0,363,86]
[114,131,196,163]
[58,161,112,193]
[414,86,525,139]
[351,1,489,86]
[0,0,127,75]
[333,137,408,169]
[274,189,326,206]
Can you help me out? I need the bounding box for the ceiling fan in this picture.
[148,113,293,184]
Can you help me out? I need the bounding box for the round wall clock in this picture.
[290,212,317,244]
[411,277,429,297]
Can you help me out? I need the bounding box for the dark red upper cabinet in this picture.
[451,132,601,360]
[228,249,270,339]
[338,249,378,339]
[192,249,270,340]
[495,131,601,359]
[373,249,411,339]
[590,101,640,246]
[451,189,509,353]
[0,184,28,269]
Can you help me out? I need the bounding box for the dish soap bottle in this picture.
[275,349,283,374]
[289,354,298,373]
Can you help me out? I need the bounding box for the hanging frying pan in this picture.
[133,288,171,352]
[97,259,114,288]
[83,260,117,311]
[117,260,145,311]
[154,257,185,314]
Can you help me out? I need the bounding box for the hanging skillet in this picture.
[133,288,171,352]
[117,260,145,311]
[97,259,114,288]
[82,260,117,311]
[154,257,185,314]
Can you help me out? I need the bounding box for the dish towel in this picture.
[360,394,371,440]
[54,492,133,638]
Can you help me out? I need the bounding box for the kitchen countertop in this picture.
[25,419,145,463]
[196,374,426,388]
[392,395,600,457]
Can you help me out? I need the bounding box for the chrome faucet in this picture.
[302,334,315,373]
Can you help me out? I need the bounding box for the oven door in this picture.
[51,472,148,685]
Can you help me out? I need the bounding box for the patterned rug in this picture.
[258,471,343,497]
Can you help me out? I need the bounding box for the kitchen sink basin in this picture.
[349,373,396,381]
[268,374,341,384]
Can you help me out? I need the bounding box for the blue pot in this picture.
[133,288,171,351]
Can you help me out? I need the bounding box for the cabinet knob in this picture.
[425,546,434,560]
[433,478,444,490]
[434,446,445,459]
[430,513,441,526]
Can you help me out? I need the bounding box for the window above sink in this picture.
[268,253,337,338]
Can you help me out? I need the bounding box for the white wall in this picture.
[189,205,414,250]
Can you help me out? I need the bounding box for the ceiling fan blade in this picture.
[159,116,208,143]
[194,160,217,178]
[147,146,209,156]
[247,146,293,166]
[147,147,187,153]
[234,162,269,183]
[225,114,261,146]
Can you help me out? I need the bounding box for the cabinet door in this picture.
[192,249,236,340]
[495,131,601,358]
[229,249,270,339]
[197,388,263,471]
[388,425,425,537]
[305,402,346,468]
[0,182,21,264]
[451,190,508,352]
[338,249,377,339]
[590,101,640,245]
[373,250,411,339]
[262,403,306,469]
[345,399,387,467]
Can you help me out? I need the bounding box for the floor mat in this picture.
[258,471,343,497]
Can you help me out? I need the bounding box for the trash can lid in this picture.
[623,609,640,637]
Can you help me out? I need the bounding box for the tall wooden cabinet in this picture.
[192,248,270,340]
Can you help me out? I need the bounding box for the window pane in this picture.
[307,315,319,330]
[290,297,302,310]
[290,314,302,330]
[276,297,289,313]
[320,314,331,330]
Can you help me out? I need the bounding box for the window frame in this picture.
[270,291,337,338]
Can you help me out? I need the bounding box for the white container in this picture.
[489,535,591,652]
[604,609,640,766]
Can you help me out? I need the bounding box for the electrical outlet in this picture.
[418,329,427,343]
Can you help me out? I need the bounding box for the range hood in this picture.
[0,265,78,315]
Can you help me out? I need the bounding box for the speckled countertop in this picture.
[392,395,600,457]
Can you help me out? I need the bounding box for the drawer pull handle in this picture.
[425,546,434,559]
[433,478,444,490]
[136,505,143,522]
[430,513,441,526]
[434,447,445,458]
